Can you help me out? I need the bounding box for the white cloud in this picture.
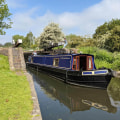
[6,0,25,8]
[1,0,120,44]
[12,0,120,36]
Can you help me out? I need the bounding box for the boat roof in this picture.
[35,53,94,57]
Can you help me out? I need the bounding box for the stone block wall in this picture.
[0,47,26,71]
[0,47,8,56]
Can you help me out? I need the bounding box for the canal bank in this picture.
[0,47,42,120]
[25,71,42,120]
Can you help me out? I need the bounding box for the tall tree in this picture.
[23,32,34,48]
[93,19,120,52]
[39,23,65,48]
[66,34,84,48]
[0,0,12,35]
[105,26,120,52]
[93,19,120,38]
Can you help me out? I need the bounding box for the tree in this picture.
[66,34,96,48]
[23,32,34,48]
[105,26,120,52]
[12,35,24,43]
[0,0,12,35]
[12,34,25,48]
[94,31,111,48]
[66,34,83,48]
[39,23,65,48]
[93,19,120,52]
[4,42,12,47]
[93,19,120,38]
[34,36,41,49]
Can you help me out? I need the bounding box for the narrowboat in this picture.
[26,53,113,89]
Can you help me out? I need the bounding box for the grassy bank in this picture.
[0,55,33,120]
[77,46,120,70]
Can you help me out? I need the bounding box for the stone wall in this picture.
[0,47,8,56]
[0,47,26,71]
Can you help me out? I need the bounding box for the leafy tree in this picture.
[4,42,12,47]
[34,36,40,49]
[12,35,24,43]
[66,34,83,48]
[93,19,120,38]
[12,32,35,49]
[95,31,111,48]
[0,0,12,35]
[93,19,120,52]
[39,23,65,48]
[23,32,34,48]
[66,34,96,48]
[105,26,120,52]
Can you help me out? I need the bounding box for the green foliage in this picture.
[78,46,114,63]
[0,0,12,35]
[39,23,65,48]
[104,26,120,52]
[95,59,112,69]
[12,32,36,49]
[12,35,24,43]
[23,32,35,48]
[4,42,12,47]
[111,52,120,70]
[93,19,120,52]
[66,34,83,48]
[66,34,96,48]
[0,54,33,119]
[77,47,120,70]
[93,19,120,38]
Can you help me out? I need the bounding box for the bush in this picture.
[77,47,120,70]
[78,47,114,62]
[95,59,112,69]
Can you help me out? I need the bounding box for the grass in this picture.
[77,46,120,70]
[0,54,33,120]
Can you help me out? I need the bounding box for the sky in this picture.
[0,0,120,44]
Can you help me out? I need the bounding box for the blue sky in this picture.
[0,0,120,44]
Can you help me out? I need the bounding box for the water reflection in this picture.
[108,78,120,108]
[29,68,118,114]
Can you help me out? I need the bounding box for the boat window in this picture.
[89,58,92,69]
[53,58,59,67]
[73,58,76,69]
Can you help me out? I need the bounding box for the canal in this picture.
[27,68,120,120]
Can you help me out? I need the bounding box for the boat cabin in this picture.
[72,54,95,71]
[32,54,96,71]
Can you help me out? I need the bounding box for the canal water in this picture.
[28,68,120,120]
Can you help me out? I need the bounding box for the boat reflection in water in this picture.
[29,68,117,114]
